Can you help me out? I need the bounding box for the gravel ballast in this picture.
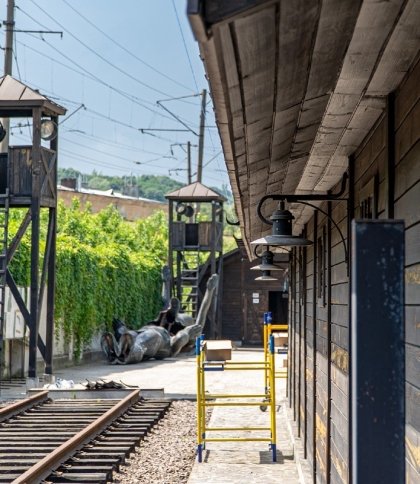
[115,400,206,484]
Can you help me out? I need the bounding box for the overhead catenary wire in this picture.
[17,7,219,145]
[12,2,230,189]
[30,0,191,100]
[60,0,194,93]
[171,0,199,93]
[16,33,200,130]
[16,34,179,124]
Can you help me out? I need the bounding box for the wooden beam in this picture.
[6,209,31,263]
[6,270,46,359]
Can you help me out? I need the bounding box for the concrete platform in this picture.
[1,348,312,483]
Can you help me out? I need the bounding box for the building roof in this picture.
[188,0,420,253]
[165,181,226,202]
[0,75,66,117]
[58,185,165,204]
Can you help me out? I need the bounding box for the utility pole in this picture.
[196,89,207,183]
[0,0,14,153]
[187,141,192,184]
[3,0,14,75]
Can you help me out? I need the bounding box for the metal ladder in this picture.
[0,188,9,373]
[180,251,201,318]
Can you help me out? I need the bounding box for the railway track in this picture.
[0,389,171,483]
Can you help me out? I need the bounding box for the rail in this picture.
[0,390,171,483]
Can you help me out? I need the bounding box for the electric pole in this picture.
[3,0,14,76]
[0,0,14,153]
[187,141,192,184]
[196,89,207,183]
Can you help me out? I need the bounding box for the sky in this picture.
[2,0,230,193]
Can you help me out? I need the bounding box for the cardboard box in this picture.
[204,340,232,361]
[273,332,288,348]
[283,358,288,368]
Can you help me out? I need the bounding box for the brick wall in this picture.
[58,188,167,221]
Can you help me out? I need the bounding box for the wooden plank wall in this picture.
[289,57,420,484]
[394,58,420,484]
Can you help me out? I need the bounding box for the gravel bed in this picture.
[114,400,209,484]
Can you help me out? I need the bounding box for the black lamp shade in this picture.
[251,248,284,271]
[255,270,278,281]
[251,206,313,247]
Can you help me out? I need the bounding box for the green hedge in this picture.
[7,200,168,357]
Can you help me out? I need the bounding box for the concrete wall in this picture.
[2,286,102,378]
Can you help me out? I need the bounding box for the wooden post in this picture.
[168,200,174,298]
[28,108,42,379]
[45,117,59,376]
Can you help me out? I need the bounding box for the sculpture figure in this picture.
[101,274,219,364]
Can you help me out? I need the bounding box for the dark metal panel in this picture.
[351,220,405,484]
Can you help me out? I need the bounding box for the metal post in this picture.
[351,220,405,484]
[269,334,277,462]
[196,337,203,462]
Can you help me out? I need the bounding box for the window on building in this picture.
[317,226,326,306]
[359,175,378,219]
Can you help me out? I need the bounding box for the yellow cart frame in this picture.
[263,311,288,396]
[196,335,277,462]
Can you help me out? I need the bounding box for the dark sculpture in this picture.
[101,274,219,364]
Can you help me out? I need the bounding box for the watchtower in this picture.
[165,182,225,337]
[0,75,66,383]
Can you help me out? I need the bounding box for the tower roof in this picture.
[0,75,67,117]
[165,181,226,202]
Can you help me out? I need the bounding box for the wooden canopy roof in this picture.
[165,181,226,202]
[0,75,66,117]
[188,0,420,254]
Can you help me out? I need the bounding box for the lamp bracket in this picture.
[257,172,348,225]
[256,172,349,273]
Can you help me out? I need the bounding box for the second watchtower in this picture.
[165,182,225,336]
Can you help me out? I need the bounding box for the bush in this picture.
[7,201,168,358]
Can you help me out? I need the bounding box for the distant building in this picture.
[58,178,167,221]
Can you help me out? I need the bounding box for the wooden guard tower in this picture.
[166,182,225,337]
[0,75,66,382]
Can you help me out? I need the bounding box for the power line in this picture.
[16,32,175,122]
[203,151,223,168]
[16,32,200,129]
[68,130,172,157]
[60,135,176,167]
[30,0,187,99]
[172,0,199,93]
[60,0,194,93]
